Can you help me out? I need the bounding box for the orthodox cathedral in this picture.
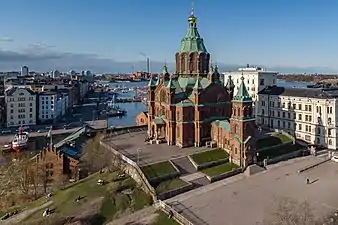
[146,7,256,166]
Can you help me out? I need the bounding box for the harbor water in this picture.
[106,79,311,127]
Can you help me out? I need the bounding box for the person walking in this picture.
[306,177,310,184]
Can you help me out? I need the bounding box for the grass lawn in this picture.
[141,161,177,180]
[256,133,292,150]
[21,171,152,225]
[154,178,188,194]
[257,143,304,161]
[190,148,229,165]
[152,211,180,225]
[201,162,240,177]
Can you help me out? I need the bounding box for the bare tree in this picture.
[81,132,114,172]
[263,197,316,225]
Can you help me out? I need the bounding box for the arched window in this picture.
[234,125,238,134]
[329,139,332,145]
[160,89,166,102]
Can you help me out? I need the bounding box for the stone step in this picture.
[172,156,197,175]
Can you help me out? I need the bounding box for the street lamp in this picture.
[137,148,142,165]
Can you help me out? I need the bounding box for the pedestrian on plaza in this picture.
[306,177,310,184]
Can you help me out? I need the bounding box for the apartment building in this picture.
[38,91,69,123]
[5,87,37,127]
[223,65,278,115]
[257,86,338,150]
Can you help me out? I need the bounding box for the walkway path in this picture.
[172,156,196,175]
[2,201,53,225]
[107,206,157,225]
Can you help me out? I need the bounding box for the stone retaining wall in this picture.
[157,182,194,200]
[267,149,308,165]
[100,141,157,201]
[205,168,243,183]
[188,155,229,170]
[105,125,147,138]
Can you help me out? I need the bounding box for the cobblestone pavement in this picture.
[166,156,336,225]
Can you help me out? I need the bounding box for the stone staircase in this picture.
[172,156,197,175]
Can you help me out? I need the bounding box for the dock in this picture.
[116,98,142,103]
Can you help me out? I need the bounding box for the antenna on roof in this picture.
[191,0,195,16]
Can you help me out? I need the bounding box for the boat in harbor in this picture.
[11,126,29,151]
[106,95,127,117]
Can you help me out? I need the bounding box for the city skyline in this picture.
[1,0,338,73]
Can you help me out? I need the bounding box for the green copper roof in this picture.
[163,64,169,74]
[233,77,252,102]
[193,77,203,90]
[176,99,194,107]
[225,75,235,89]
[155,75,161,86]
[213,119,230,132]
[166,77,175,89]
[178,14,207,53]
[147,77,156,87]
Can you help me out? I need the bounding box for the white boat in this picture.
[11,126,29,151]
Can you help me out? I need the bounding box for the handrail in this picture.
[155,200,194,225]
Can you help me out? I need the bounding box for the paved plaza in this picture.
[105,131,206,165]
[165,156,338,225]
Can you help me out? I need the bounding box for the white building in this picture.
[223,66,278,115]
[51,70,60,79]
[257,86,338,150]
[5,87,37,127]
[21,66,29,76]
[38,92,69,123]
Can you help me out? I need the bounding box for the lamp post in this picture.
[137,148,142,165]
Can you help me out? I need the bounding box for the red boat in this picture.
[11,126,29,151]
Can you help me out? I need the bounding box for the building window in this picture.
[328,118,332,125]
[282,103,285,108]
[298,124,302,131]
[317,127,321,135]
[298,104,302,110]
[259,79,265,85]
[316,138,320,144]
[329,139,332,145]
[298,114,302,120]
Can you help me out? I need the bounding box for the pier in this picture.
[115,98,142,103]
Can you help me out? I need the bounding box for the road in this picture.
[0,127,81,143]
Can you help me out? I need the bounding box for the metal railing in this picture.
[155,200,194,225]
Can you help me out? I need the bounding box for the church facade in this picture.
[147,9,256,167]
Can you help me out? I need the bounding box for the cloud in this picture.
[0,47,335,74]
[0,37,13,42]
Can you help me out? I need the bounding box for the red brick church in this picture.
[146,7,256,167]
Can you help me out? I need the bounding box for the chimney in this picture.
[146,58,150,75]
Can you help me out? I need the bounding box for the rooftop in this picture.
[258,86,338,99]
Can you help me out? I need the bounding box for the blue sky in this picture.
[1,0,338,72]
